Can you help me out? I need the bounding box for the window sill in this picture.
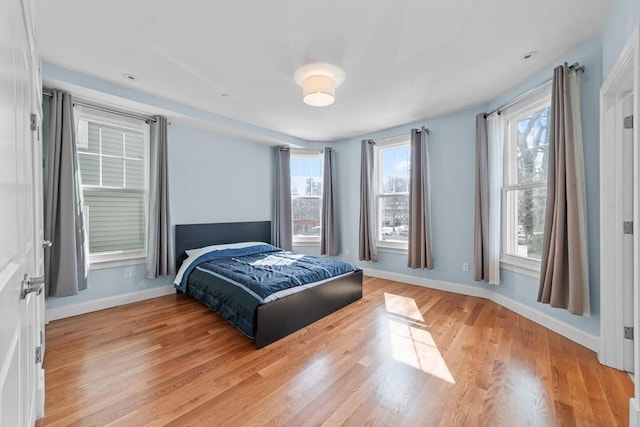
[292,241,320,247]
[377,243,408,255]
[500,255,541,279]
[89,251,146,271]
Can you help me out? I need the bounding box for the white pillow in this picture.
[184,241,269,258]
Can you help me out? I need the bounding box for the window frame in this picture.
[374,135,411,251]
[290,150,324,245]
[74,106,150,269]
[499,83,551,277]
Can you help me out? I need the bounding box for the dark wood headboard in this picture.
[174,221,272,267]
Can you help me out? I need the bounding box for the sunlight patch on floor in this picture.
[384,293,455,383]
[383,293,424,322]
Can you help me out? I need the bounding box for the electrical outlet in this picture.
[462,262,470,272]
[123,267,133,279]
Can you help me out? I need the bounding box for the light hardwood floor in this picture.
[37,277,632,426]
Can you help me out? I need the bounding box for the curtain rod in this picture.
[290,147,323,154]
[380,127,430,142]
[486,62,584,117]
[43,89,157,123]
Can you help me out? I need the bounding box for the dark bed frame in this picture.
[174,221,363,349]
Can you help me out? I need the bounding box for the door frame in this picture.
[599,22,640,426]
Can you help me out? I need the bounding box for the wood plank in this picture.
[36,276,634,426]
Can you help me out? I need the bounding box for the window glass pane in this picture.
[125,159,144,189]
[102,157,124,187]
[376,142,410,246]
[292,196,321,237]
[506,187,547,259]
[381,145,410,194]
[86,122,101,154]
[290,157,323,196]
[379,195,409,242]
[125,130,145,160]
[76,120,89,149]
[101,125,123,157]
[75,114,148,256]
[77,153,100,186]
[290,155,323,239]
[517,107,549,184]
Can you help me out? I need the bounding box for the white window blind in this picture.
[75,108,148,259]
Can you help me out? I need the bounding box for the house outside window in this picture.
[75,106,149,268]
[375,136,410,250]
[501,84,551,276]
[290,152,323,244]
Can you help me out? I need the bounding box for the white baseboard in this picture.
[361,267,599,352]
[630,398,640,427]
[46,285,176,322]
[361,267,490,299]
[490,293,600,351]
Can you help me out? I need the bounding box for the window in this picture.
[501,85,551,273]
[375,137,410,249]
[75,107,149,267]
[290,152,323,244]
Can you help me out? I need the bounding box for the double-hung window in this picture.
[290,151,323,244]
[375,136,411,250]
[501,84,551,275]
[75,106,149,268]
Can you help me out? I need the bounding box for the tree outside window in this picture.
[503,96,550,261]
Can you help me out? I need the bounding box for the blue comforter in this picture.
[176,244,359,338]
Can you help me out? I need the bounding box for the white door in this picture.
[0,0,43,425]
[623,92,634,373]
[31,106,46,420]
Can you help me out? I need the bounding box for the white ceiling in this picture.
[34,0,612,142]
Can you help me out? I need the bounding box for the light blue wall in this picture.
[602,0,640,77]
[487,37,603,335]
[332,106,483,287]
[47,122,274,309]
[46,76,275,310]
[47,9,640,331]
[46,264,172,308]
[333,36,602,336]
[167,124,273,225]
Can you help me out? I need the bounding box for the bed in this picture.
[174,221,363,349]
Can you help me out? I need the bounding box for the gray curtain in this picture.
[407,127,433,269]
[473,114,489,281]
[273,147,292,250]
[320,147,338,256]
[538,64,590,315]
[359,139,378,261]
[146,116,175,278]
[44,90,88,297]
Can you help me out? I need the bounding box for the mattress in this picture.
[174,243,359,337]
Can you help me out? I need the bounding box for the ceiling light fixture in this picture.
[303,74,335,107]
[295,63,345,108]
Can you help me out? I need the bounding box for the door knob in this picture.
[42,240,52,248]
[21,274,44,299]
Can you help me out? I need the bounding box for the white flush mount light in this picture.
[294,63,345,108]
[303,75,335,107]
